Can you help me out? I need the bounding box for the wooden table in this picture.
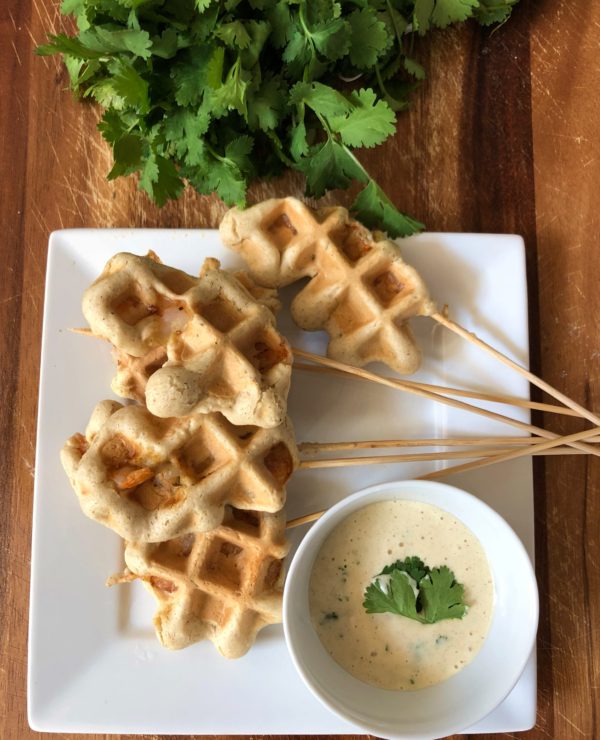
[1,1,598,738]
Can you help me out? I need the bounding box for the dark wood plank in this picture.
[0,3,34,739]
[530,1,600,737]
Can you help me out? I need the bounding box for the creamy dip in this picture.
[309,500,494,690]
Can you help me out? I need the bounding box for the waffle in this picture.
[111,346,168,404]
[123,506,289,657]
[220,197,436,374]
[61,400,298,542]
[83,252,291,428]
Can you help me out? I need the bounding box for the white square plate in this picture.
[29,230,536,734]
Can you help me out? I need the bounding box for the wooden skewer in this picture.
[292,349,600,458]
[419,424,600,479]
[287,425,600,529]
[294,362,579,418]
[287,510,329,529]
[298,446,586,469]
[431,311,600,427]
[298,435,600,453]
[75,312,590,423]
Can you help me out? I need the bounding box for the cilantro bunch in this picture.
[38,0,520,236]
[363,556,467,623]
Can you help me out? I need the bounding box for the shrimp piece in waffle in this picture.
[220,197,436,374]
[60,400,298,543]
[122,506,289,657]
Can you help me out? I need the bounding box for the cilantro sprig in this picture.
[363,556,467,623]
[38,0,520,236]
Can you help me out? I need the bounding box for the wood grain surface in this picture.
[1,0,598,738]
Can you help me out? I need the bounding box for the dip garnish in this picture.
[363,556,467,624]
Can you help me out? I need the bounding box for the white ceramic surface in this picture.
[283,480,539,740]
[28,229,537,734]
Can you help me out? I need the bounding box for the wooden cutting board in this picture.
[1,1,598,738]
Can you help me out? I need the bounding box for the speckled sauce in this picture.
[309,500,494,690]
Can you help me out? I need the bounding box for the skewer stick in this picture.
[294,363,579,418]
[287,510,328,529]
[419,424,600,479]
[292,349,600,458]
[431,311,600,426]
[287,425,600,529]
[298,446,586,469]
[298,435,600,453]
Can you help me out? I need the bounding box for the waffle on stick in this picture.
[61,400,298,543]
[220,197,436,374]
[83,252,292,428]
[111,346,167,403]
[122,506,289,657]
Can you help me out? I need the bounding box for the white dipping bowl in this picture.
[283,480,538,740]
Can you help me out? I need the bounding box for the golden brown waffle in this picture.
[220,197,436,374]
[61,400,298,542]
[123,506,289,657]
[83,252,291,427]
[111,346,168,404]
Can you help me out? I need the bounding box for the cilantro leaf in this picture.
[163,106,210,166]
[363,570,420,620]
[420,566,468,622]
[208,59,250,119]
[298,138,366,199]
[240,20,271,68]
[329,88,396,148]
[139,152,184,206]
[107,133,143,179]
[404,57,426,80]
[65,58,100,91]
[215,20,251,50]
[60,0,82,10]
[312,18,351,61]
[290,119,308,161]
[64,2,90,32]
[171,46,214,106]
[110,61,149,112]
[474,0,519,25]
[364,557,468,624]
[413,0,435,34]
[248,77,285,131]
[306,0,342,26]
[348,8,391,69]
[289,81,351,119]
[282,26,312,68]
[98,107,130,144]
[379,556,428,583]
[267,3,293,48]
[352,180,424,237]
[224,135,254,173]
[184,135,253,206]
[151,29,179,60]
[207,161,248,206]
[78,28,153,59]
[189,155,248,207]
[431,0,479,28]
[36,34,105,60]
[206,45,225,89]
